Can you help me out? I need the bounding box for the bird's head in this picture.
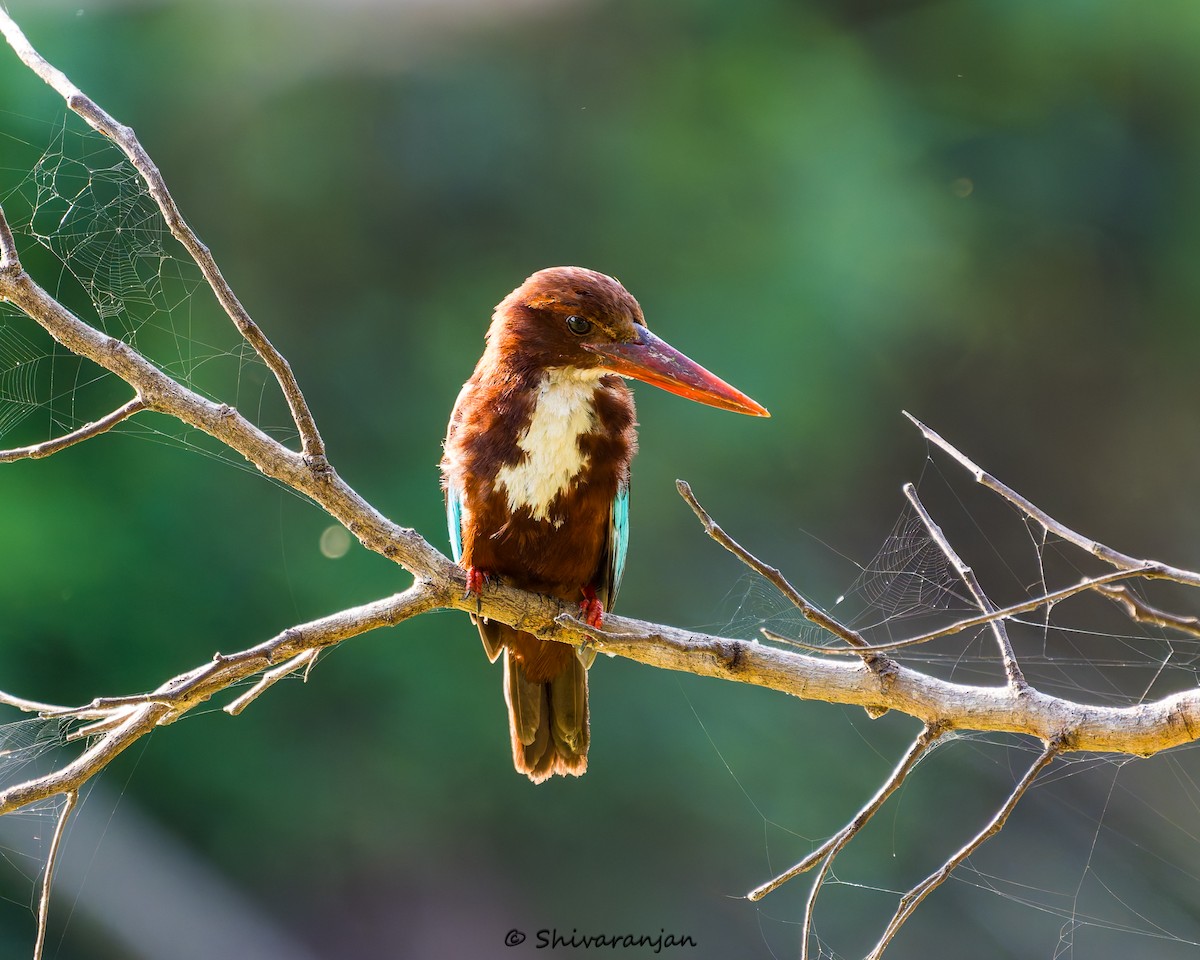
[487,266,769,417]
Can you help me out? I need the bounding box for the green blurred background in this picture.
[3,0,1200,957]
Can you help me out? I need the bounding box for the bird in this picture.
[441,266,768,783]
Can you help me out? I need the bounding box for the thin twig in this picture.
[0,11,326,464]
[796,723,944,960]
[0,705,166,816]
[1096,583,1200,638]
[32,790,76,960]
[65,711,137,742]
[0,584,441,816]
[762,567,1154,655]
[748,722,945,904]
[0,203,17,269]
[0,396,147,462]
[224,649,320,716]
[867,739,1059,959]
[903,483,1027,689]
[0,690,71,715]
[41,696,176,720]
[676,480,885,665]
[0,261,449,580]
[906,411,1200,588]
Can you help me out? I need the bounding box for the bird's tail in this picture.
[483,623,589,782]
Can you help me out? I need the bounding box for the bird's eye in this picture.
[566,315,592,336]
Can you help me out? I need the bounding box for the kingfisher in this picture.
[441,266,768,783]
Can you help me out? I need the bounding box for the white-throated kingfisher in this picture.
[441,267,768,783]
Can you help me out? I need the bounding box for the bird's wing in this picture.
[599,480,630,610]
[446,474,505,662]
[446,477,464,564]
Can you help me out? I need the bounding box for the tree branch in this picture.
[764,567,1153,655]
[0,583,443,816]
[33,790,75,960]
[676,479,891,674]
[552,608,1200,755]
[748,722,946,905]
[224,649,320,717]
[906,411,1200,588]
[0,396,147,462]
[0,9,326,464]
[867,738,1060,958]
[1096,583,1200,638]
[0,227,448,582]
[796,723,946,960]
[2,13,1200,958]
[903,482,1027,689]
[0,197,17,269]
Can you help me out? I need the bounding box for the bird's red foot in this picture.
[580,585,604,628]
[465,566,487,595]
[464,566,490,608]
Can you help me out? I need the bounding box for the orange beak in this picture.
[583,326,769,418]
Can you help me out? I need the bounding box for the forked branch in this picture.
[0,396,147,462]
[676,479,892,678]
[905,411,1200,589]
[765,567,1153,655]
[0,10,325,463]
[867,739,1060,959]
[903,482,1026,689]
[3,11,1200,960]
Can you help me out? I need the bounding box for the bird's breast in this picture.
[494,369,603,524]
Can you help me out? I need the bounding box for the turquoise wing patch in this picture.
[607,482,630,605]
[446,480,464,564]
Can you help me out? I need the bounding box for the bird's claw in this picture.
[464,566,490,614]
[580,586,604,629]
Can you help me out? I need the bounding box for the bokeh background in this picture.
[2,1,1200,957]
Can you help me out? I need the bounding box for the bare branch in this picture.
[867,739,1059,959]
[0,690,71,715]
[550,610,1200,756]
[0,10,326,463]
[66,712,135,742]
[676,479,889,672]
[903,482,1027,689]
[0,705,167,816]
[0,263,448,580]
[32,790,75,960]
[0,584,442,816]
[796,725,946,960]
[224,649,320,716]
[1096,583,1200,638]
[0,203,16,269]
[0,396,147,462]
[763,567,1154,655]
[748,722,946,901]
[906,411,1200,588]
[2,15,1200,956]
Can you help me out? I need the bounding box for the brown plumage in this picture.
[442,266,767,783]
[442,267,638,782]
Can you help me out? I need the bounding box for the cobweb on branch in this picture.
[0,114,295,466]
[0,715,73,941]
[0,323,42,438]
[713,457,1200,959]
[838,507,975,628]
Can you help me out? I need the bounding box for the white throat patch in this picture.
[495,369,602,523]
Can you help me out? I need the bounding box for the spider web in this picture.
[0,113,295,466]
[0,714,74,948]
[713,457,1200,959]
[3,108,1198,960]
[0,115,305,946]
